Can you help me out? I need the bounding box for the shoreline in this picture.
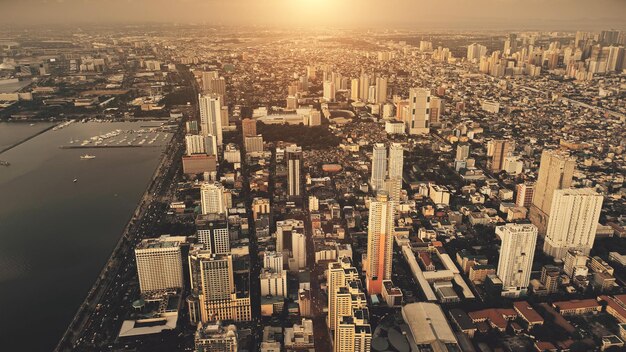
[53,121,182,352]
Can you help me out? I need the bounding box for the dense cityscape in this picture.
[1,2,626,352]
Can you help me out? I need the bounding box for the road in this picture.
[55,121,185,352]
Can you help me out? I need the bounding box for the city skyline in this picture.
[1,3,625,351]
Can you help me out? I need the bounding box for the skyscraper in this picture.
[241,118,257,137]
[350,78,359,101]
[543,188,603,260]
[408,88,431,135]
[323,81,335,102]
[467,43,487,62]
[386,143,404,201]
[359,73,370,101]
[496,223,538,298]
[335,309,372,352]
[286,145,302,197]
[201,182,227,215]
[327,257,359,332]
[135,235,185,294]
[529,150,576,234]
[366,192,395,294]
[291,231,307,271]
[375,76,388,104]
[370,143,387,191]
[189,248,251,322]
[199,94,223,146]
[455,143,470,161]
[387,143,403,180]
[202,71,226,98]
[196,213,230,254]
[490,139,514,171]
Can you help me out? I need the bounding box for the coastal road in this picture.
[55,122,185,352]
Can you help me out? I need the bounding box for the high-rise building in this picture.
[516,182,535,208]
[286,145,302,197]
[370,143,387,191]
[189,248,251,322]
[366,192,395,294]
[242,118,257,137]
[455,143,470,161]
[429,96,442,125]
[327,257,359,331]
[496,223,538,297]
[306,66,316,80]
[202,72,226,98]
[335,309,372,352]
[543,188,603,260]
[467,43,487,62]
[368,85,377,104]
[135,235,185,294]
[259,268,288,297]
[196,213,230,254]
[221,106,229,128]
[529,150,576,234]
[201,182,227,215]
[199,94,223,146]
[350,78,359,101]
[263,251,284,272]
[323,81,335,102]
[408,88,431,134]
[359,73,370,101]
[387,143,403,180]
[375,77,388,104]
[291,232,307,270]
[490,139,514,171]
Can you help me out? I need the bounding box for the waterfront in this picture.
[0,121,172,352]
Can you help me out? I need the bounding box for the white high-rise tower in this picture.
[199,94,223,146]
[201,182,227,215]
[543,188,603,260]
[496,223,537,298]
[370,143,387,191]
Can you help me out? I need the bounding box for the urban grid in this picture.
[1,1,626,352]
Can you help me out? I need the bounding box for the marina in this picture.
[59,127,171,149]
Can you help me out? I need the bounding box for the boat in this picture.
[73,178,78,183]
[80,154,96,160]
[0,160,10,167]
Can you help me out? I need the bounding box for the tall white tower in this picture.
[201,182,227,215]
[199,94,223,146]
[370,143,387,191]
[135,235,185,294]
[496,223,537,298]
[543,188,603,260]
[387,143,403,180]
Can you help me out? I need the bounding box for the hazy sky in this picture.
[2,0,625,30]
